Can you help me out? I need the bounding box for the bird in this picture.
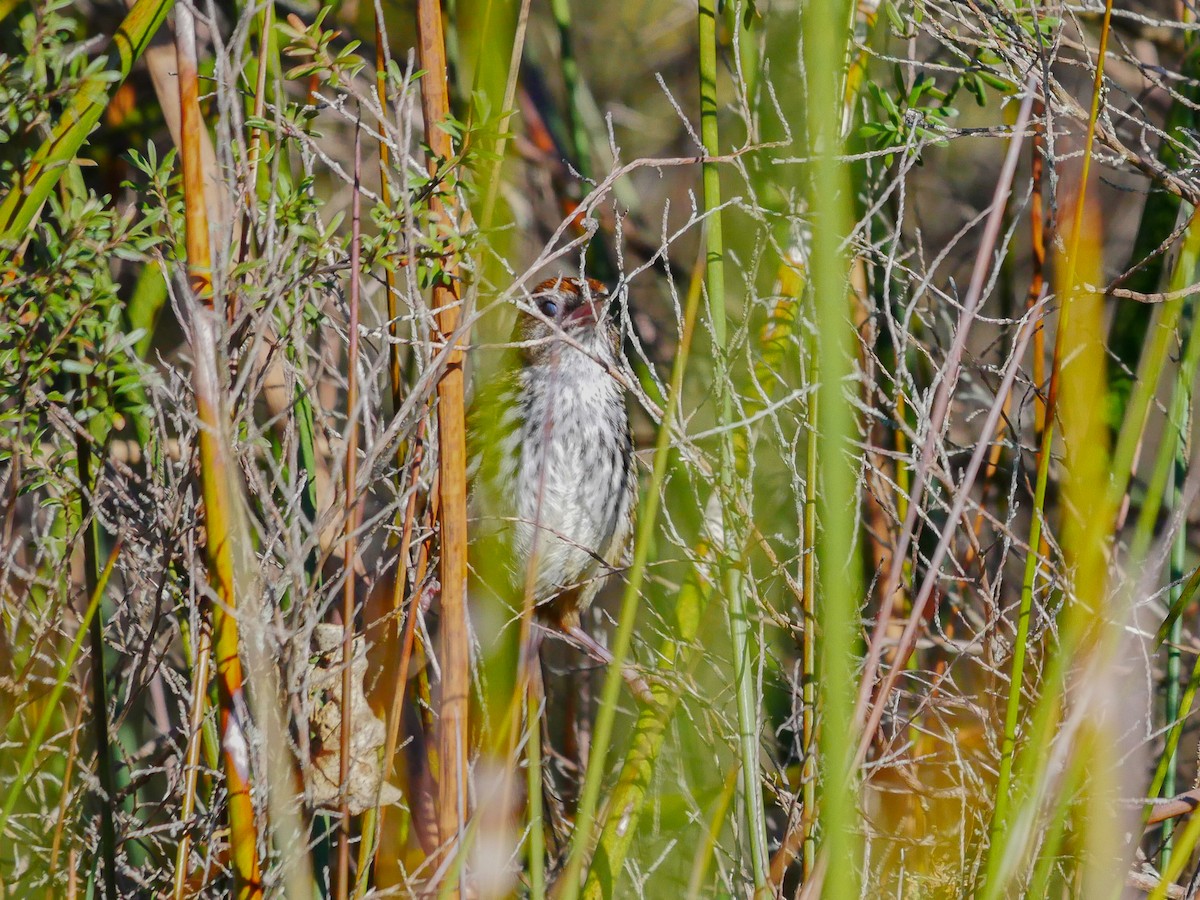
[470,275,647,700]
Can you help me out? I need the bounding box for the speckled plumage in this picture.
[474,277,636,631]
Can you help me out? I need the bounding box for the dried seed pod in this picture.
[307,624,401,815]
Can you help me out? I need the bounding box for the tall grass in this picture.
[697,0,768,889]
[8,0,1200,896]
[789,0,861,895]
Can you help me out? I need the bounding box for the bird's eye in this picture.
[537,298,559,318]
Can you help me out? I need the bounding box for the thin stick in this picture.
[336,116,365,900]
[357,3,415,885]
[376,3,403,415]
[236,0,274,268]
[800,308,818,880]
[47,688,88,892]
[171,623,213,899]
[74,403,118,899]
[0,543,123,840]
[860,304,1041,768]
[986,0,1115,861]
[1028,107,1048,438]
[854,86,1036,759]
[360,422,428,894]
[965,103,1048,562]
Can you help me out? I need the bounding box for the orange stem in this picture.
[415,0,470,884]
[176,7,263,897]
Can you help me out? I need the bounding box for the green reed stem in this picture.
[686,764,740,900]
[1162,450,1185,865]
[801,313,818,880]
[1109,223,1200,518]
[697,0,769,889]
[798,0,860,892]
[1140,209,1200,814]
[527,682,545,900]
[988,415,1054,850]
[1160,296,1197,872]
[557,214,707,900]
[578,258,705,897]
[582,240,808,895]
[0,542,121,839]
[74,406,118,900]
[1025,752,1080,898]
[1130,303,1200,563]
[550,0,591,182]
[987,0,1114,866]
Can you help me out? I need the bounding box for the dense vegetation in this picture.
[4,0,1200,897]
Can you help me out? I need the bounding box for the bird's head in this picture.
[515,276,617,363]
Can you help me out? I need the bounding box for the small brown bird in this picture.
[472,276,644,696]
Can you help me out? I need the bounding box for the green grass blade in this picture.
[697,0,769,887]
[798,0,861,892]
[0,541,122,840]
[987,3,1116,868]
[558,230,706,900]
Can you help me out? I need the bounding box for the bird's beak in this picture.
[564,300,600,327]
